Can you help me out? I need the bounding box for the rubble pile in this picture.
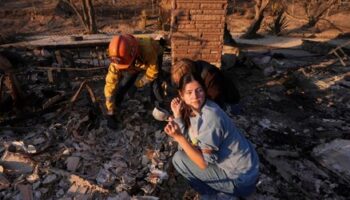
[0,50,179,199]
[232,49,350,199]
[1,43,350,199]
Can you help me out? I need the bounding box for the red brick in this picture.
[205,36,224,42]
[171,35,189,40]
[191,15,224,21]
[194,0,227,1]
[188,32,202,37]
[172,32,201,38]
[207,53,221,60]
[177,20,195,25]
[210,50,220,54]
[173,0,227,65]
[200,49,211,53]
[189,10,203,15]
[201,54,221,60]
[177,3,200,9]
[178,24,196,29]
[172,53,189,58]
[187,49,201,53]
[171,39,189,45]
[191,54,202,59]
[189,41,201,46]
[201,36,221,41]
[172,50,187,54]
[195,23,222,29]
[194,20,223,25]
[173,53,201,60]
[176,0,194,2]
[197,29,224,34]
[172,45,190,50]
[202,32,223,37]
[202,41,221,46]
[200,3,226,9]
[180,29,199,33]
[202,10,226,15]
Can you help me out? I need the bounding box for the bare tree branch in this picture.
[282,0,340,28]
[85,0,97,33]
[62,0,97,34]
[63,0,89,30]
[82,0,89,29]
[241,0,271,39]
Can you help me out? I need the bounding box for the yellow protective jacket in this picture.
[104,36,162,113]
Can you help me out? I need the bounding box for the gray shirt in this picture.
[174,100,259,187]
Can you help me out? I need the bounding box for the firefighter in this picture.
[104,34,164,129]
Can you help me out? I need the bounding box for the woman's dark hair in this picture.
[178,72,205,90]
[178,73,206,129]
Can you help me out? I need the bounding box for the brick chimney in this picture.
[171,0,228,68]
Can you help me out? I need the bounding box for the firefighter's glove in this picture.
[135,76,150,88]
[106,114,118,130]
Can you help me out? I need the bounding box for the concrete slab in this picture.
[232,34,350,50]
[312,139,350,183]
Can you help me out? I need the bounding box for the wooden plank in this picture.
[333,50,347,66]
[0,33,161,49]
[47,69,54,83]
[18,184,33,200]
[37,66,107,71]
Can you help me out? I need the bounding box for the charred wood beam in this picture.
[36,66,107,72]
[84,83,96,104]
[42,92,67,110]
[69,80,103,114]
[0,95,70,126]
[0,126,32,133]
[328,40,350,66]
[0,75,4,103]
[0,34,161,49]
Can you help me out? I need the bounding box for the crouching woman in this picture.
[164,73,259,199]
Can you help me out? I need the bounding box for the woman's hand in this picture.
[170,97,183,118]
[164,121,208,170]
[164,121,183,141]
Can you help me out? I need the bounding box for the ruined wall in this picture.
[171,0,228,67]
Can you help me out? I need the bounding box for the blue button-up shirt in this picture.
[174,100,259,187]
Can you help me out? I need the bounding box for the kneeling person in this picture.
[164,73,259,198]
[171,58,240,113]
[104,34,164,129]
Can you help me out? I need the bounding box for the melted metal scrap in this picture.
[1,151,35,175]
[147,169,168,185]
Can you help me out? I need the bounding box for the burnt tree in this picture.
[267,0,288,35]
[63,0,97,34]
[241,0,271,39]
[283,0,341,29]
[303,0,338,28]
